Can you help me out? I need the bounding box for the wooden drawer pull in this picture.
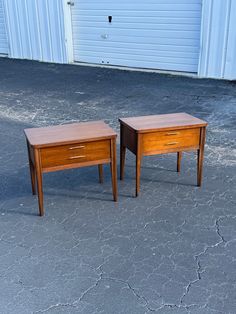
[165,142,179,146]
[165,132,179,136]
[68,145,85,150]
[68,155,86,159]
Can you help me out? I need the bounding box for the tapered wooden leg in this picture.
[120,124,126,180]
[120,145,126,180]
[197,149,204,186]
[197,127,206,187]
[136,154,141,197]
[177,152,182,173]
[34,149,44,216]
[27,141,36,195]
[29,161,36,195]
[110,139,118,201]
[136,134,142,197]
[98,164,103,183]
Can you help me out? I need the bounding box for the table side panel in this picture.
[122,124,137,154]
[28,143,35,165]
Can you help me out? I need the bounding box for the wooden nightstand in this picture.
[119,113,208,196]
[24,121,117,216]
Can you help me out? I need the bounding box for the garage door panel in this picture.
[73,10,201,19]
[71,0,201,72]
[74,27,199,40]
[77,55,198,72]
[74,22,200,32]
[73,14,201,29]
[75,35,200,47]
[75,2,201,11]
[78,51,199,66]
[74,16,201,24]
[78,0,200,3]
[76,45,200,59]
[76,40,200,53]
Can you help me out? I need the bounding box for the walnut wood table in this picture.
[119,113,207,196]
[24,121,117,216]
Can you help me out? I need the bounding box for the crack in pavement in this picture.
[34,302,77,313]
[100,275,157,312]
[180,215,229,307]
[34,273,157,313]
[35,215,234,313]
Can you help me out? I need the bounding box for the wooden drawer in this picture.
[142,128,200,154]
[41,140,111,169]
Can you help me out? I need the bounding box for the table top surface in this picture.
[119,112,207,132]
[24,121,117,148]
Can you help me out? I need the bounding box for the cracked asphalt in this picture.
[0,58,236,314]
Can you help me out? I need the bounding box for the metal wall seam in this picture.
[198,0,236,79]
[221,0,231,77]
[35,1,43,61]
[62,0,77,63]
[3,0,68,63]
[224,1,236,80]
[0,0,8,54]
[24,0,33,60]
[198,0,211,77]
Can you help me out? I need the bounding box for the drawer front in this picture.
[142,128,200,154]
[41,140,111,169]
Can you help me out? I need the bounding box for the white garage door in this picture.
[0,0,8,55]
[71,0,202,72]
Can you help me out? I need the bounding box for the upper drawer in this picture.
[142,128,200,154]
[41,140,111,169]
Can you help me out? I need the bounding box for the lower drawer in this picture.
[41,140,111,169]
[142,128,200,154]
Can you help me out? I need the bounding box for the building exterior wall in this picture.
[3,0,68,63]
[198,0,236,80]
[0,0,236,79]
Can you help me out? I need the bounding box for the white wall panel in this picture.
[3,0,68,63]
[71,0,202,73]
[224,0,236,80]
[0,0,8,54]
[198,0,236,80]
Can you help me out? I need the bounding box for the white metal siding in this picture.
[224,0,236,80]
[71,0,202,72]
[3,0,67,63]
[0,0,8,54]
[198,0,236,80]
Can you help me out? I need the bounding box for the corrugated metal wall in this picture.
[0,0,8,54]
[198,0,236,80]
[3,0,68,63]
[1,0,236,79]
